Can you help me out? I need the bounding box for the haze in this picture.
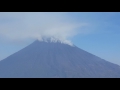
[0,12,120,66]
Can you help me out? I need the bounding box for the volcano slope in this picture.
[0,40,120,78]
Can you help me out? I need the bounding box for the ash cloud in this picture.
[0,12,88,45]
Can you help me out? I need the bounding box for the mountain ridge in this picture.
[0,40,120,78]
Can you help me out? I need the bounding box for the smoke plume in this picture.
[0,12,87,45]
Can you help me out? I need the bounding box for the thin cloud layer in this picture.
[0,12,88,45]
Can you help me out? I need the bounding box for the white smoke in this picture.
[0,12,88,46]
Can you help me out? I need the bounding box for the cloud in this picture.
[0,12,88,45]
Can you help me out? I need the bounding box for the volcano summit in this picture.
[0,40,120,78]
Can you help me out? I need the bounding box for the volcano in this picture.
[0,40,120,78]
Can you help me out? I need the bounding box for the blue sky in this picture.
[0,12,120,65]
[69,12,120,65]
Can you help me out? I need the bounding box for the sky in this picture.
[0,12,120,65]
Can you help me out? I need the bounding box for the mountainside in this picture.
[0,40,120,78]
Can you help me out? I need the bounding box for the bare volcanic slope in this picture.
[0,40,120,78]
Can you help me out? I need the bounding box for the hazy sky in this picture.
[0,12,120,65]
